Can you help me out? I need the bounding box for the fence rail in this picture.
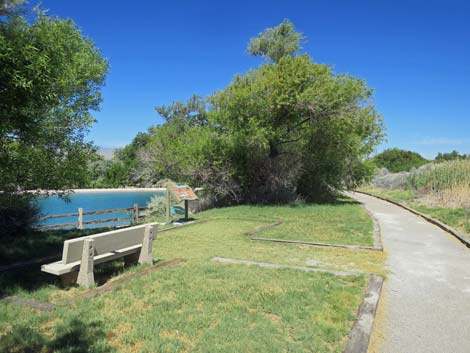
[36,203,150,230]
[38,222,78,230]
[40,212,79,220]
[82,207,134,216]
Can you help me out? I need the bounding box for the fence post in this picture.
[166,188,171,223]
[78,208,83,230]
[133,203,139,224]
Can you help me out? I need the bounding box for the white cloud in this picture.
[417,137,464,145]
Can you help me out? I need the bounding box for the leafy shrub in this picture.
[372,148,428,173]
[145,180,182,220]
[0,194,41,238]
[146,195,168,219]
[435,150,469,163]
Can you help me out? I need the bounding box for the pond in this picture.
[35,190,166,229]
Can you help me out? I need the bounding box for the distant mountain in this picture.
[97,147,116,160]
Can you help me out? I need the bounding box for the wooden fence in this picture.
[37,204,150,230]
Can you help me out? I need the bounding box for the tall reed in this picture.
[408,160,470,208]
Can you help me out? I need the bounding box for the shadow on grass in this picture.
[172,217,197,223]
[0,258,139,297]
[302,192,363,206]
[0,317,114,353]
[0,268,54,297]
[290,198,361,207]
[243,196,361,208]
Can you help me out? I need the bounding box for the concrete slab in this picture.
[1,296,55,312]
[211,257,364,276]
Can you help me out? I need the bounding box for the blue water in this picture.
[35,191,164,229]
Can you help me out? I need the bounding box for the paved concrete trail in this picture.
[348,192,470,353]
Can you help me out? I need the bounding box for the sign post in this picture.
[166,189,171,223]
[168,184,199,222]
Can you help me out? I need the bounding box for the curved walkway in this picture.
[348,192,470,353]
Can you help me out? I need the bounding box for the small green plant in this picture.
[465,208,470,233]
[0,194,41,239]
[146,179,184,222]
[146,195,168,219]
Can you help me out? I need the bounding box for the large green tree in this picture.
[131,20,385,203]
[0,10,108,192]
[209,54,383,201]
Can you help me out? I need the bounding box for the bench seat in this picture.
[42,244,142,276]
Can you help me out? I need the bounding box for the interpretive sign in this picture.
[168,184,198,221]
[169,185,198,202]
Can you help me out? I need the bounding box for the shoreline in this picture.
[71,188,167,193]
[28,187,167,195]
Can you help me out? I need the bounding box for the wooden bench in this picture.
[41,223,158,288]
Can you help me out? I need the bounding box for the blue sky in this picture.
[38,0,469,159]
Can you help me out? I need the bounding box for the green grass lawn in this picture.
[0,199,385,353]
[216,200,373,246]
[358,186,417,203]
[411,205,470,234]
[359,186,470,234]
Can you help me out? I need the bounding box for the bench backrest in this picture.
[61,223,157,264]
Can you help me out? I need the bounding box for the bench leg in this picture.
[77,238,95,288]
[60,271,78,287]
[138,224,157,265]
[124,252,140,267]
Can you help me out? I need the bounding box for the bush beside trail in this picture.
[372,148,428,173]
